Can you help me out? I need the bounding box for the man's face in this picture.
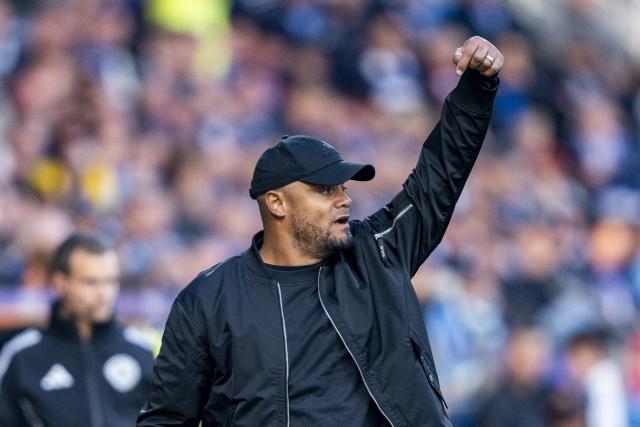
[54,249,120,324]
[285,182,352,259]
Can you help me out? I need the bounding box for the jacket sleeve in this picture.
[137,295,214,426]
[0,360,22,426]
[364,69,498,277]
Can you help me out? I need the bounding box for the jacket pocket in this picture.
[410,338,448,410]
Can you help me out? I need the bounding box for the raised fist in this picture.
[453,36,503,77]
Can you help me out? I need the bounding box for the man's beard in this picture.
[291,211,353,259]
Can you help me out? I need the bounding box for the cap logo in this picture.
[313,141,336,157]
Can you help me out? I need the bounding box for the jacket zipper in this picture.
[275,283,290,427]
[418,354,448,409]
[317,268,395,427]
[373,204,413,264]
[411,339,448,410]
[82,342,104,427]
[18,398,44,427]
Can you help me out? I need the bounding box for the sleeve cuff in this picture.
[449,69,499,114]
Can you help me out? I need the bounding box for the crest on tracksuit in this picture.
[103,353,141,393]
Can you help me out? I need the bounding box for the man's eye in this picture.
[318,185,346,194]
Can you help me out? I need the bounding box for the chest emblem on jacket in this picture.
[103,353,141,393]
[40,363,74,391]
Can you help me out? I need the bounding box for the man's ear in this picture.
[51,271,68,295]
[264,190,287,219]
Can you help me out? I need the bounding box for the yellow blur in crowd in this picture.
[147,0,231,79]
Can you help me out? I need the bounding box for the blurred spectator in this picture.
[476,327,552,427]
[500,224,562,327]
[0,0,638,422]
[586,219,638,329]
[0,232,154,426]
[566,330,629,427]
[627,331,640,426]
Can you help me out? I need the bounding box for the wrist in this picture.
[449,69,499,114]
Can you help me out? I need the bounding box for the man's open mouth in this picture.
[334,215,350,225]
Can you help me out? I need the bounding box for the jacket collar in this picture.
[242,231,337,283]
[241,231,277,283]
[49,299,118,342]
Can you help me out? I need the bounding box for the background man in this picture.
[477,327,552,427]
[0,233,154,426]
[139,36,502,426]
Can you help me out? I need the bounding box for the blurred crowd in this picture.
[0,0,639,425]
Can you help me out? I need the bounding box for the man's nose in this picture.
[336,190,351,208]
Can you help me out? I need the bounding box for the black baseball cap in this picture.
[249,135,375,199]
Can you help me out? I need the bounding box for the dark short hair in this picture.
[49,232,112,276]
[566,328,609,352]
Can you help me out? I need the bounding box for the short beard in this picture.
[291,211,353,259]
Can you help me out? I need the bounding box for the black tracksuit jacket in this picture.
[0,301,155,426]
[138,70,498,427]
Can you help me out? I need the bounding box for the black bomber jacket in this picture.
[138,69,498,427]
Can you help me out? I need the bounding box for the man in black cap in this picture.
[139,36,502,426]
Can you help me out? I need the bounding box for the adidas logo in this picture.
[40,364,74,391]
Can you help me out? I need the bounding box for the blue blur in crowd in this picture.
[0,0,639,426]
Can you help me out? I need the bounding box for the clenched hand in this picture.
[453,36,503,77]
